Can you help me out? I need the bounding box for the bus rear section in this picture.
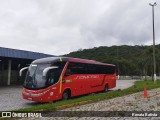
[20,57,116,102]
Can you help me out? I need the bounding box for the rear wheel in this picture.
[62,90,70,100]
[104,84,108,92]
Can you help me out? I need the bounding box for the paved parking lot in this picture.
[0,80,137,111]
[0,86,40,111]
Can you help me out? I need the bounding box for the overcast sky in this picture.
[0,0,159,55]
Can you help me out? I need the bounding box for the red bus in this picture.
[20,57,116,102]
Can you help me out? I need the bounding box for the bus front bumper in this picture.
[22,89,50,102]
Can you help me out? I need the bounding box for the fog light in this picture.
[50,92,54,96]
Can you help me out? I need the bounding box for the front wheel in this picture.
[104,84,108,92]
[62,91,70,100]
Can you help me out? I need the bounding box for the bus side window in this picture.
[65,69,73,76]
[46,70,55,85]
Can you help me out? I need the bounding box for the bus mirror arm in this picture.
[43,66,59,77]
[19,67,28,77]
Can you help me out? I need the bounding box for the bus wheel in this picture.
[62,90,70,100]
[104,84,108,92]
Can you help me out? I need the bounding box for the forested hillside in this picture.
[65,45,160,76]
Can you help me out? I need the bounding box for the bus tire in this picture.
[62,90,70,100]
[104,84,108,92]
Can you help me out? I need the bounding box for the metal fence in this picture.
[116,76,160,80]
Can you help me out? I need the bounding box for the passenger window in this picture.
[67,62,115,75]
[65,69,73,76]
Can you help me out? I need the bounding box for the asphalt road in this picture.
[111,80,137,90]
[0,80,137,111]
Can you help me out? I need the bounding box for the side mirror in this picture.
[19,67,28,76]
[43,66,58,77]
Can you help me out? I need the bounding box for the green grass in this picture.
[15,80,160,112]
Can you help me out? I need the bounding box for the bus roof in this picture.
[68,57,115,66]
[32,57,68,64]
[32,57,115,66]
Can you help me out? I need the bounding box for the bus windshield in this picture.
[23,64,62,90]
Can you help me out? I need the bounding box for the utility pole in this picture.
[117,46,119,79]
[149,2,157,83]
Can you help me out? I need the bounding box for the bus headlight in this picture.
[32,90,49,97]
